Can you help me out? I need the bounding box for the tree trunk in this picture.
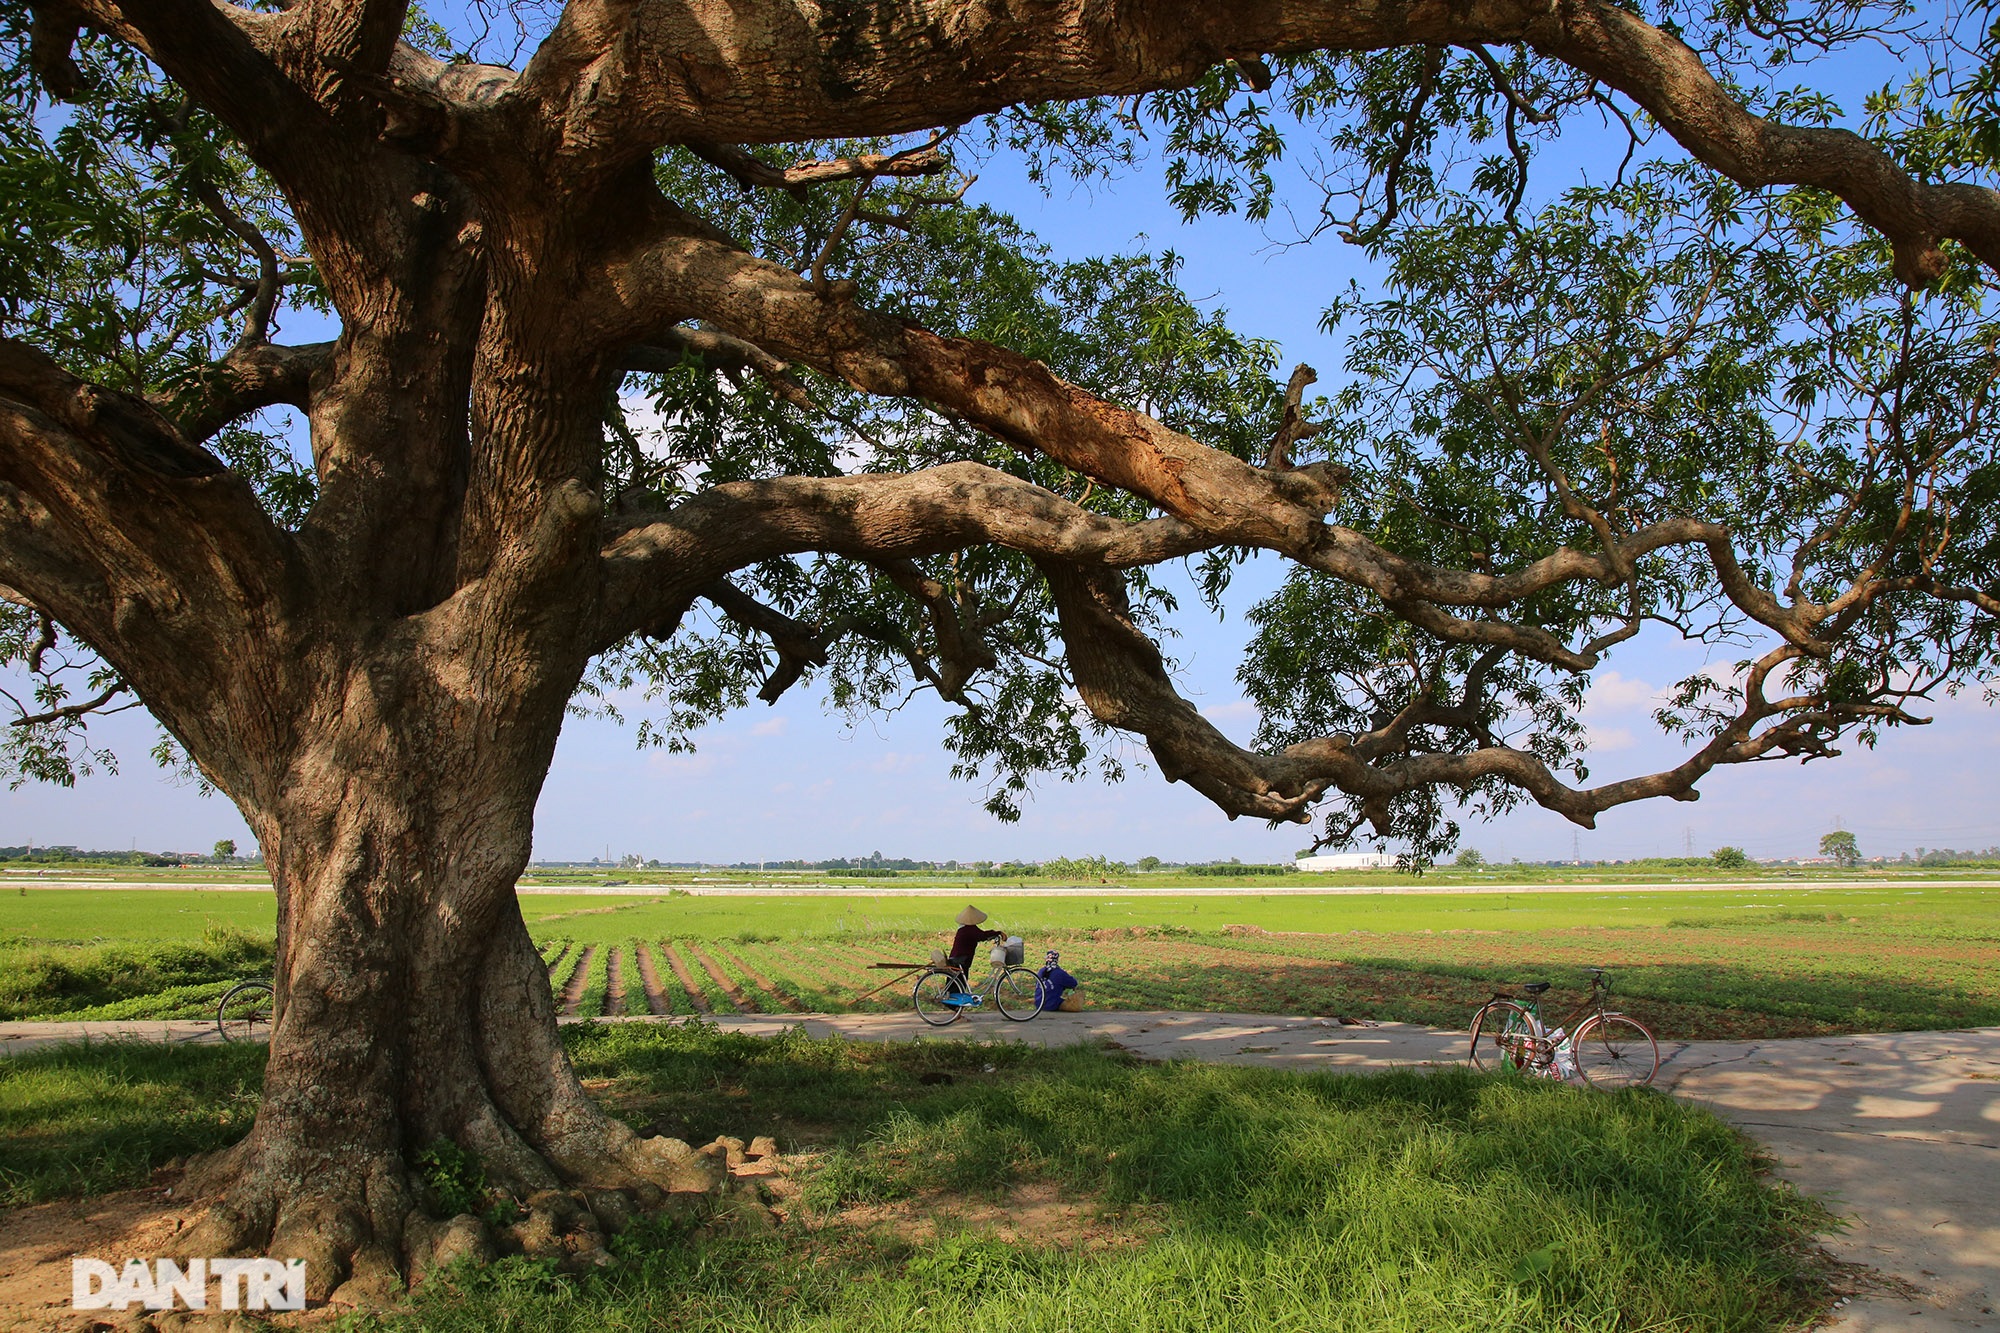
[178,678,722,1302]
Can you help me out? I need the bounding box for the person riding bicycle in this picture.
[945,905,1004,979]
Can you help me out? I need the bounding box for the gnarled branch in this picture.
[623,328,811,409]
[595,461,1216,651]
[155,340,333,443]
[685,139,950,192]
[7,681,134,728]
[0,338,300,698]
[1040,558,1927,836]
[1264,363,1323,471]
[477,0,2000,288]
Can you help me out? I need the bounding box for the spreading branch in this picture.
[7,681,134,728]
[183,169,285,349]
[595,461,1216,650]
[685,138,950,192]
[623,329,812,410]
[623,228,1836,672]
[482,0,2000,288]
[863,558,999,705]
[0,338,299,703]
[1039,559,1926,833]
[694,578,830,702]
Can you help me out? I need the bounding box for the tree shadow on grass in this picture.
[679,1034,1831,1333]
[0,1040,265,1204]
[3,1022,1830,1332]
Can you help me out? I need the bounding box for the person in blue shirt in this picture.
[1037,949,1078,1011]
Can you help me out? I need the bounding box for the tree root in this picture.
[167,1128,766,1308]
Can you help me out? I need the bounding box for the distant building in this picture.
[1295,853,1398,871]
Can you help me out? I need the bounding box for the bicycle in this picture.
[1467,967,1659,1088]
[912,942,1042,1025]
[215,978,275,1042]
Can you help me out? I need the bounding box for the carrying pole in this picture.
[855,964,930,1002]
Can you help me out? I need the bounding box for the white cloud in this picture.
[1585,726,1637,752]
[751,715,789,737]
[869,751,924,774]
[1584,671,1662,713]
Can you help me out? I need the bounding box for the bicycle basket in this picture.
[989,936,1024,965]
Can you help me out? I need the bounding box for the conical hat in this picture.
[955,905,988,926]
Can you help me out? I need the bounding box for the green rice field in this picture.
[2,882,1997,1039]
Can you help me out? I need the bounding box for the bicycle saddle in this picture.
[1520,981,1552,994]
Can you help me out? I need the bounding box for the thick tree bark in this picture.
[179,684,721,1301]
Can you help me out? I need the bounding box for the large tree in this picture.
[3,0,1997,1298]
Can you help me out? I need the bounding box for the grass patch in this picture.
[358,1022,1829,1332]
[0,1040,266,1204]
[0,1022,1830,1330]
[0,927,271,1020]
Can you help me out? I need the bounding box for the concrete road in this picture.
[4,1010,1994,1330]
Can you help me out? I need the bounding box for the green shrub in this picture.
[0,926,273,1020]
[415,1138,487,1217]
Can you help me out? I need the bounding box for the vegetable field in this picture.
[5,884,1998,1039]
[524,882,2000,1039]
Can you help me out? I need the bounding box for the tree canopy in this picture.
[4,2,1995,861]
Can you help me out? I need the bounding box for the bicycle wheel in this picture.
[216,980,275,1043]
[912,970,963,1026]
[1468,1000,1539,1074]
[1572,1014,1659,1088]
[993,966,1043,1021]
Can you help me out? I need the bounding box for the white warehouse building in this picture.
[1295,853,1398,871]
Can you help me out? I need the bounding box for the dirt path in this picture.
[602,947,626,1018]
[555,946,595,1016]
[682,943,747,1014]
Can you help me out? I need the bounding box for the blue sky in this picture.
[4,33,1996,865]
